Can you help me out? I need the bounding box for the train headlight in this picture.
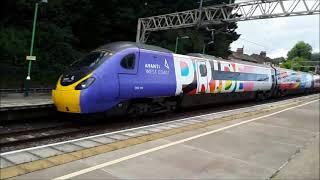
[75,77,95,90]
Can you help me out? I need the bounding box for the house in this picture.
[228,48,260,63]
[228,47,281,65]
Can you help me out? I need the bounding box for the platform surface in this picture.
[1,95,319,180]
[0,93,52,110]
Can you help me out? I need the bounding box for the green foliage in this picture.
[280,60,292,69]
[147,0,239,58]
[287,41,312,60]
[311,52,320,62]
[0,27,29,65]
[0,0,239,88]
[284,41,317,73]
[291,57,308,71]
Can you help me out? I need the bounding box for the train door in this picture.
[118,50,140,99]
[271,67,277,95]
[196,60,209,93]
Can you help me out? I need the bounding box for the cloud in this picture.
[230,14,319,59]
[268,49,288,58]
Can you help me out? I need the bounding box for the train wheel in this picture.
[255,92,265,101]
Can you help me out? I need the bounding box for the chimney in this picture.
[236,48,243,54]
[260,51,266,58]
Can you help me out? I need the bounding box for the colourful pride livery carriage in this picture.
[52,42,319,115]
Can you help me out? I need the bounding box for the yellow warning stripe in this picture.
[0,99,315,179]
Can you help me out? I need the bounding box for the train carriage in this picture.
[275,68,314,95]
[313,74,320,92]
[173,53,274,107]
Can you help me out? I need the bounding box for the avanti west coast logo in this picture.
[164,59,169,70]
[62,75,75,83]
[145,59,170,75]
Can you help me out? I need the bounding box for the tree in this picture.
[0,0,239,88]
[291,57,309,71]
[311,52,320,62]
[147,0,239,58]
[281,41,314,72]
[287,41,312,60]
[280,60,292,69]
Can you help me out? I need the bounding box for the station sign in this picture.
[26,56,36,61]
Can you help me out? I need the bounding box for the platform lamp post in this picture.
[202,41,214,54]
[24,0,48,97]
[175,36,190,53]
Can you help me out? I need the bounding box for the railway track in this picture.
[0,126,83,147]
[0,94,316,153]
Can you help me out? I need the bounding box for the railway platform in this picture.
[0,93,53,111]
[0,93,53,121]
[0,94,319,179]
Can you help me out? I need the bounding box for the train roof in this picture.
[96,41,173,53]
[188,53,272,68]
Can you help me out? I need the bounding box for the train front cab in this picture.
[53,44,177,115]
[52,50,118,114]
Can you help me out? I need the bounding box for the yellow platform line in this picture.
[0,98,316,179]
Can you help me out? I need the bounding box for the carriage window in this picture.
[121,54,135,69]
[211,70,269,81]
[199,65,207,77]
[256,74,269,81]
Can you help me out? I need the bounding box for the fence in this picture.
[0,88,52,94]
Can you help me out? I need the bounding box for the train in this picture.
[52,41,320,116]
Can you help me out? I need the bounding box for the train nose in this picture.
[52,73,94,113]
[52,89,81,113]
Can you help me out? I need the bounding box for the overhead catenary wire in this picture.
[235,36,280,53]
[137,0,320,42]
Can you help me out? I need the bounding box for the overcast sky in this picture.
[230,4,319,58]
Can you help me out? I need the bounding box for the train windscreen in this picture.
[60,51,113,86]
[70,51,113,70]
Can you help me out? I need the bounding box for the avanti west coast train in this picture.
[52,42,320,115]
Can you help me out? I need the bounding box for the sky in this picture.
[230,2,319,59]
